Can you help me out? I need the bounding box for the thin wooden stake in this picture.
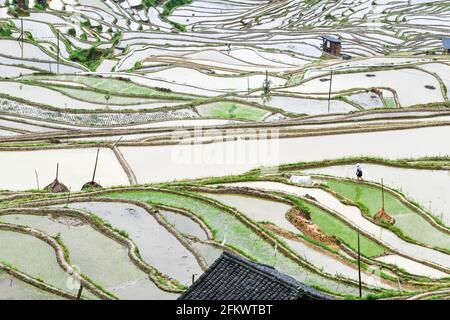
[91,148,100,182]
[357,228,362,298]
[273,242,278,267]
[381,178,385,210]
[113,136,123,148]
[34,169,40,191]
[76,284,83,300]
[20,18,24,59]
[57,29,60,74]
[66,187,71,207]
[327,70,333,113]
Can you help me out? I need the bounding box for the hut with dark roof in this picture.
[443,38,450,55]
[179,252,333,300]
[44,163,69,193]
[321,35,342,56]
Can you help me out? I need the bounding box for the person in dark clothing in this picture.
[356,163,363,181]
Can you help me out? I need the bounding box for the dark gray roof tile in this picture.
[179,252,333,300]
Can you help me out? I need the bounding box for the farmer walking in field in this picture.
[356,163,363,181]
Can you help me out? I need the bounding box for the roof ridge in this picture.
[221,251,304,292]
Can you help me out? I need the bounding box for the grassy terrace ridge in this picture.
[196,101,271,121]
[1,0,450,301]
[101,189,373,297]
[162,0,193,17]
[287,196,386,258]
[18,75,194,100]
[323,179,450,253]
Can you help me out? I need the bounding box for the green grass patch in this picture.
[21,74,192,100]
[383,97,396,108]
[69,47,112,72]
[299,200,385,258]
[324,179,450,251]
[162,0,192,16]
[196,102,269,121]
[102,190,363,296]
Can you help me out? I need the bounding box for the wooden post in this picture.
[20,18,24,59]
[327,70,333,113]
[57,29,60,74]
[66,187,71,207]
[357,228,362,298]
[76,284,83,300]
[381,178,385,210]
[273,242,278,267]
[34,169,40,191]
[56,163,59,180]
[113,136,123,148]
[91,148,100,182]
[191,274,195,285]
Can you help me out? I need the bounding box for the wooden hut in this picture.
[321,35,342,56]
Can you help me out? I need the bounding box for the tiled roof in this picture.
[443,38,450,49]
[321,35,341,43]
[179,252,333,300]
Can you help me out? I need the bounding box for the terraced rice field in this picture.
[0,0,449,301]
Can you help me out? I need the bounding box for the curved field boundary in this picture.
[112,146,138,184]
[106,187,386,293]
[264,185,450,275]
[312,175,450,233]
[8,185,450,279]
[14,186,374,295]
[155,203,214,241]
[0,263,80,300]
[189,184,448,286]
[0,206,186,293]
[407,289,450,300]
[0,222,113,300]
[2,118,447,149]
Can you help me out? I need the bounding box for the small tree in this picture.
[228,104,237,119]
[262,70,271,96]
[104,95,111,106]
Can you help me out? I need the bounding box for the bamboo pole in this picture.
[91,148,100,182]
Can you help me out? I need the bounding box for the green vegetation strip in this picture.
[285,195,386,258]
[324,179,450,252]
[197,102,270,121]
[20,75,192,100]
[102,190,366,297]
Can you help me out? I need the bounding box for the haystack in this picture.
[81,148,102,191]
[81,180,102,190]
[44,164,68,193]
[373,178,395,225]
[374,208,395,225]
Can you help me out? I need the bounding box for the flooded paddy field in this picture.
[0,272,64,300]
[120,125,450,184]
[65,201,202,286]
[0,148,129,191]
[0,0,449,300]
[303,164,450,225]
[100,189,391,296]
[0,213,177,299]
[0,230,87,297]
